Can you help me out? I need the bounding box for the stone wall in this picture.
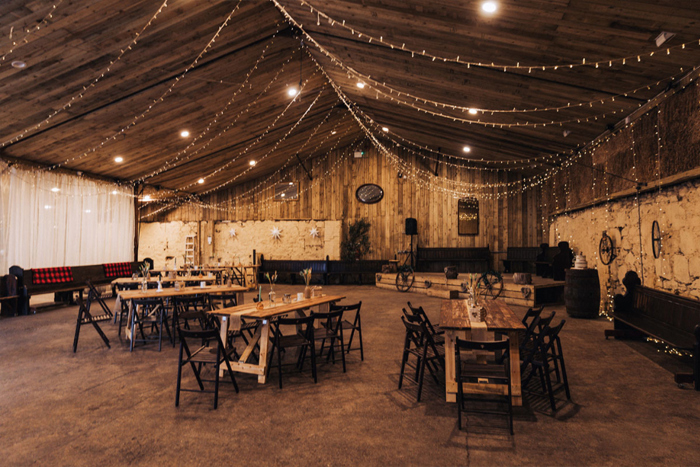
[138,220,342,268]
[549,178,700,305]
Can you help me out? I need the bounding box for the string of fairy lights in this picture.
[296,0,700,72]
[1,0,65,67]
[135,37,292,183]
[1,0,171,149]
[43,0,248,172]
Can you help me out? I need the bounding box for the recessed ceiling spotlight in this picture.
[249,160,257,166]
[51,187,60,192]
[331,130,337,135]
[481,1,498,14]
[143,195,152,201]
[198,178,205,184]
[655,31,675,47]
[382,127,389,132]
[468,108,478,115]
[114,156,124,163]
[287,87,298,97]
[356,82,366,89]
[11,60,26,69]
[180,130,190,138]
[463,146,471,153]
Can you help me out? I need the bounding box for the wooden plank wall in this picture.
[146,145,544,263]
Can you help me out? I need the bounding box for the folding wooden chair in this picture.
[72,282,113,352]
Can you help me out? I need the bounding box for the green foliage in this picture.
[340,218,372,261]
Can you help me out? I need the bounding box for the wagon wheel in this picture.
[478,271,503,300]
[395,267,415,292]
[651,220,662,259]
[599,231,616,266]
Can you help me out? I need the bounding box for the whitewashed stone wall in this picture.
[139,220,342,268]
[550,178,700,304]
[138,221,198,269]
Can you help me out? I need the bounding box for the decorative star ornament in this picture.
[229,228,237,238]
[310,227,319,238]
[271,226,281,240]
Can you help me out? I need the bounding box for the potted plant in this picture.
[300,268,312,298]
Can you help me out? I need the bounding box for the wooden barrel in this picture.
[565,268,600,318]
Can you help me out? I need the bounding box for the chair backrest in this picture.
[401,314,440,354]
[537,311,556,332]
[330,301,361,315]
[456,336,510,353]
[174,295,207,308]
[177,326,221,342]
[406,301,439,335]
[210,292,238,309]
[131,297,164,308]
[313,308,345,332]
[277,313,315,327]
[537,320,566,354]
[522,306,544,327]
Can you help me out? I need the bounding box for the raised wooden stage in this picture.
[375,272,564,307]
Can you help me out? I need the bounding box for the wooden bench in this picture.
[258,256,327,285]
[327,259,384,285]
[9,262,139,315]
[416,247,490,273]
[502,247,540,274]
[606,271,700,391]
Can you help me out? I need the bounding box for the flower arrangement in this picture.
[466,273,485,305]
[299,268,312,287]
[265,271,278,288]
[139,262,151,278]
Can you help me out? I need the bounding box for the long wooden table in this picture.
[117,284,249,342]
[440,299,526,406]
[111,276,215,286]
[209,294,345,384]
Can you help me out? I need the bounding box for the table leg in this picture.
[445,330,456,402]
[508,330,523,406]
[257,321,270,383]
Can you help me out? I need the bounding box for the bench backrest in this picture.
[506,247,540,261]
[260,259,327,274]
[633,286,700,338]
[417,247,490,261]
[10,262,139,295]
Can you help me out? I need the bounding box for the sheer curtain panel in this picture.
[0,161,135,272]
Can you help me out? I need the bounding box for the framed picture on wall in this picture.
[458,197,479,235]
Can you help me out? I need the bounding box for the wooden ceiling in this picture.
[3,0,700,198]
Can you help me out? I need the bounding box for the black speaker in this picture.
[405,218,417,235]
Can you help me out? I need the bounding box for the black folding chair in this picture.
[129,297,171,352]
[521,320,571,410]
[269,314,317,389]
[456,337,513,435]
[399,314,445,402]
[313,308,346,373]
[406,301,445,347]
[330,301,364,360]
[175,327,239,409]
[72,283,113,352]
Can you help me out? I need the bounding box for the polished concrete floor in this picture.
[1,284,699,466]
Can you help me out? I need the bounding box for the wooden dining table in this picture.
[208,294,345,384]
[111,276,216,286]
[440,299,526,406]
[116,284,249,342]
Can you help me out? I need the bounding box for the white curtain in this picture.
[0,161,134,272]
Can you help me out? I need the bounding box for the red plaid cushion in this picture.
[103,262,133,278]
[32,267,74,284]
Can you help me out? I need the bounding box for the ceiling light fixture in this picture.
[112,190,118,195]
[114,156,124,163]
[468,108,478,115]
[11,60,26,69]
[481,1,498,14]
[198,178,205,184]
[180,130,190,138]
[331,130,337,135]
[287,87,298,97]
[382,127,389,132]
[463,146,471,153]
[357,82,366,89]
[51,187,60,192]
[143,195,152,201]
[655,31,675,47]
[249,160,257,166]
